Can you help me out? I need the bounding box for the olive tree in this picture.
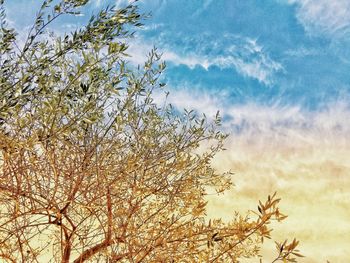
[0,1,302,262]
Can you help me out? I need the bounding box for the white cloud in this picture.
[115,0,133,8]
[225,55,283,85]
[153,88,226,118]
[288,0,350,36]
[126,40,155,65]
[93,0,102,7]
[159,87,350,148]
[128,34,283,85]
[126,39,212,70]
[161,51,211,70]
[284,46,319,57]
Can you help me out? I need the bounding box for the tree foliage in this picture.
[0,0,302,262]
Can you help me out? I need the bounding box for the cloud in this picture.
[132,33,283,85]
[284,46,319,57]
[288,0,350,36]
[93,0,102,7]
[153,88,227,119]
[160,87,350,147]
[126,39,212,69]
[225,54,283,85]
[115,0,133,8]
[125,39,155,65]
[161,51,211,70]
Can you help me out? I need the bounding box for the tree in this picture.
[0,0,302,262]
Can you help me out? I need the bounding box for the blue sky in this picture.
[136,0,350,110]
[5,0,350,112]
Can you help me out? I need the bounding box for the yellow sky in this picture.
[206,133,350,262]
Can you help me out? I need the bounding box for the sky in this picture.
[4,0,350,262]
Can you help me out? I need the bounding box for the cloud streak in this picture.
[130,33,283,85]
[160,88,350,144]
[115,0,133,8]
[288,0,350,36]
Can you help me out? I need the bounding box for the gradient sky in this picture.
[5,0,350,262]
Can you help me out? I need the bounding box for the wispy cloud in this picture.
[126,39,212,69]
[161,51,211,70]
[225,54,283,85]
[284,46,320,57]
[153,87,227,118]
[160,87,350,146]
[93,0,102,7]
[132,33,283,85]
[288,0,350,36]
[126,39,155,65]
[115,0,133,8]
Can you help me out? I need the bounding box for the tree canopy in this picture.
[0,0,302,262]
